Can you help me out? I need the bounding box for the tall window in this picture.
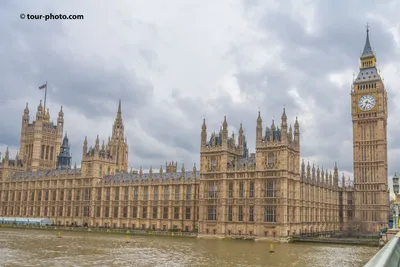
[131,206,137,218]
[228,206,233,221]
[186,185,192,200]
[174,207,180,219]
[208,183,217,198]
[142,207,147,219]
[239,182,244,198]
[84,189,91,200]
[266,180,276,198]
[267,153,274,167]
[153,186,159,201]
[124,187,128,201]
[207,205,216,221]
[106,188,110,201]
[84,206,90,217]
[164,187,169,200]
[228,182,233,198]
[96,207,101,217]
[143,186,148,200]
[264,206,276,222]
[185,207,191,219]
[249,181,255,198]
[238,206,243,221]
[152,207,158,219]
[163,207,168,219]
[134,187,138,200]
[97,188,102,200]
[174,186,180,200]
[249,206,254,222]
[123,207,128,218]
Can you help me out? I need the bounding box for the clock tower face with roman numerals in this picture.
[350,26,389,232]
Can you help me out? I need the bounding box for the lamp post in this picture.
[393,173,399,229]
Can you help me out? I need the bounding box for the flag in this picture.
[39,83,47,90]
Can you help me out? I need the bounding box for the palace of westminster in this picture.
[0,29,390,237]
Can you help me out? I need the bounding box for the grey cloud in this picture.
[234,0,400,175]
[1,0,399,181]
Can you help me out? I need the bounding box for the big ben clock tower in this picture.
[351,26,389,232]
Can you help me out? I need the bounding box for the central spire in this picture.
[117,99,122,120]
[361,23,374,59]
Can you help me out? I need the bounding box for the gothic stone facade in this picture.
[0,101,199,232]
[0,101,352,237]
[198,112,353,237]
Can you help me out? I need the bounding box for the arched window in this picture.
[268,153,275,167]
[41,145,45,159]
[50,147,54,160]
[45,145,49,159]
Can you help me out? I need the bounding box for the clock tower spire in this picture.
[351,25,389,233]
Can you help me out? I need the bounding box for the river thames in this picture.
[0,228,377,267]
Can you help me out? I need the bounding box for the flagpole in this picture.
[44,81,48,111]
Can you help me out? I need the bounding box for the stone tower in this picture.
[108,100,128,172]
[255,109,301,235]
[19,101,64,172]
[351,26,389,232]
[81,100,128,181]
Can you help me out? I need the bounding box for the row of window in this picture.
[205,205,338,223]
[0,185,195,202]
[1,206,198,221]
[207,205,277,223]
[207,180,277,199]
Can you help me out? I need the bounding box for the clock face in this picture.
[358,95,376,111]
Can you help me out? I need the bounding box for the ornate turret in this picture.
[83,136,88,155]
[56,132,72,170]
[109,100,128,172]
[36,100,43,121]
[43,108,50,122]
[281,108,287,143]
[23,103,29,123]
[256,111,263,142]
[294,116,300,145]
[57,106,64,127]
[201,118,207,148]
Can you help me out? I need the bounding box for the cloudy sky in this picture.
[1,0,399,186]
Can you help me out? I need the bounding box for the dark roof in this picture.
[101,171,200,184]
[9,169,199,183]
[361,30,374,59]
[10,169,81,180]
[354,67,381,83]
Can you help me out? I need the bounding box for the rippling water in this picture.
[0,228,377,267]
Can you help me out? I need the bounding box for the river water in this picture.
[0,228,377,267]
